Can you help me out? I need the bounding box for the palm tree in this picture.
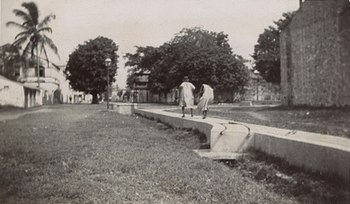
[6,1,59,87]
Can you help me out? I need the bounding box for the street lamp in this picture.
[104,57,112,110]
[253,70,260,101]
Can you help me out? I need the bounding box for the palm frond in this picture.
[12,9,32,24]
[21,2,39,25]
[6,21,28,30]
[36,27,53,34]
[12,36,28,47]
[9,44,21,53]
[42,35,59,58]
[38,14,56,28]
[22,41,34,58]
[40,43,50,64]
[15,30,31,40]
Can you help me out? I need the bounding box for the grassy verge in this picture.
[0,104,294,203]
[0,104,348,203]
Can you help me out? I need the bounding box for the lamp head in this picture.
[104,58,112,67]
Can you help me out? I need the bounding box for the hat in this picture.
[183,76,189,81]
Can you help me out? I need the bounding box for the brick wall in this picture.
[281,0,350,106]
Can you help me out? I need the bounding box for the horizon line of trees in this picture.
[125,12,296,96]
[125,27,250,95]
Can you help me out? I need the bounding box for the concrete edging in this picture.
[134,108,350,182]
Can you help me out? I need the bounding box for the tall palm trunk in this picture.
[36,45,40,87]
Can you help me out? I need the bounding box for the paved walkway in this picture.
[138,106,350,149]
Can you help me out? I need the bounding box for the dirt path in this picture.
[0,108,52,122]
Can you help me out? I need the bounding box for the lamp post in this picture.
[253,70,260,101]
[104,57,112,110]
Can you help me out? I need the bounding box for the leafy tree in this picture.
[65,36,119,104]
[125,27,249,94]
[125,46,161,88]
[0,44,23,80]
[6,1,59,87]
[252,12,295,83]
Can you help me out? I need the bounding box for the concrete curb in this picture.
[135,108,350,182]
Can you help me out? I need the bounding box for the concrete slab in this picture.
[109,103,136,115]
[211,123,251,153]
[193,149,246,160]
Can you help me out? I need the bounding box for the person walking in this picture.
[197,84,214,119]
[179,76,196,117]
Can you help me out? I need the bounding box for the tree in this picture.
[0,44,23,80]
[125,46,161,88]
[6,1,59,87]
[252,12,295,83]
[125,27,249,94]
[65,36,119,104]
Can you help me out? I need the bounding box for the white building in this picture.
[0,75,42,108]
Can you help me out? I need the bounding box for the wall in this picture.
[242,82,281,102]
[0,75,25,108]
[280,0,350,106]
[0,75,41,108]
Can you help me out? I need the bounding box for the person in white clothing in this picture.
[179,76,196,117]
[197,84,214,119]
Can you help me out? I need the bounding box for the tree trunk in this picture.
[91,92,99,104]
[36,46,40,88]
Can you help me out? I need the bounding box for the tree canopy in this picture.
[125,27,249,94]
[0,44,23,80]
[65,36,119,104]
[252,12,295,83]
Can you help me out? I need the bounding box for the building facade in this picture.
[0,75,42,108]
[280,0,350,106]
[240,69,280,103]
[1,43,77,106]
[130,71,151,103]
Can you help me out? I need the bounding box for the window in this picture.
[14,65,20,76]
[36,66,45,77]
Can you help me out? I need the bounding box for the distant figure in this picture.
[174,88,179,104]
[69,96,72,104]
[179,76,196,117]
[197,84,214,119]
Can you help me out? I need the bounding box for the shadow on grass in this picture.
[219,149,350,204]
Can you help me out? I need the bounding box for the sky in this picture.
[0,0,299,88]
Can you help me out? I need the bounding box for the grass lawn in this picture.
[171,105,350,138]
[0,104,348,203]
